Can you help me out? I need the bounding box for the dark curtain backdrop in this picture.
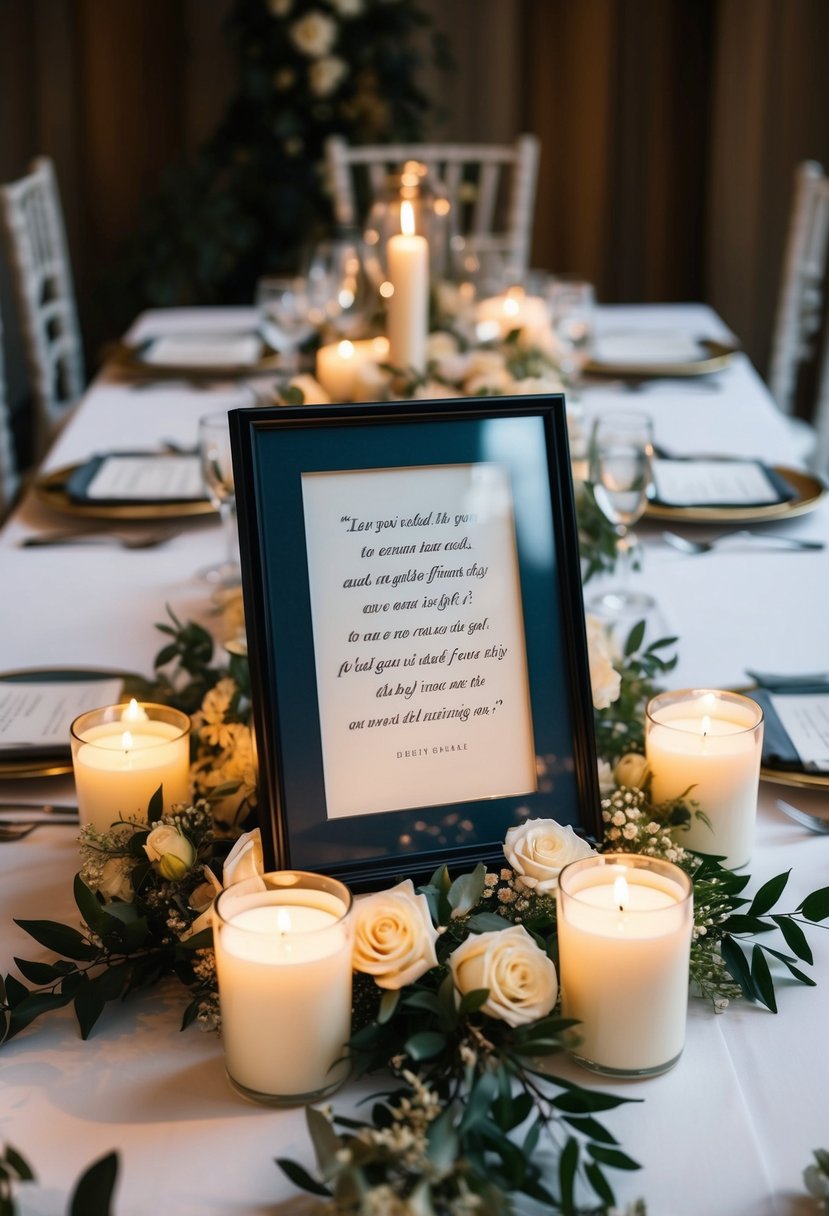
[2,0,829,428]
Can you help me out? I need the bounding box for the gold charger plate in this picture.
[645,466,825,524]
[107,336,283,380]
[586,338,739,379]
[34,462,216,522]
[760,765,829,792]
[0,667,146,779]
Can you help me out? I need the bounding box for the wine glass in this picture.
[255,276,316,373]
[549,277,596,398]
[198,412,241,587]
[587,411,655,618]
[306,235,372,339]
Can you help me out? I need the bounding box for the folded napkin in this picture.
[592,329,705,366]
[67,453,207,504]
[142,332,262,368]
[748,677,829,773]
[650,459,795,509]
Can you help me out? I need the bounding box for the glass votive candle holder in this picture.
[70,701,191,833]
[645,688,764,869]
[557,853,693,1077]
[213,870,354,1106]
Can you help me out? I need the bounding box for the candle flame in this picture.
[613,874,630,911]
[701,714,711,738]
[121,698,148,723]
[121,730,134,753]
[338,340,355,359]
[503,295,520,317]
[400,199,415,237]
[277,908,292,934]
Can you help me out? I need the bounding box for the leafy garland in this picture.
[2,598,828,1214]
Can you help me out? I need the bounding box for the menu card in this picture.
[73,455,206,503]
[0,679,124,753]
[769,693,829,773]
[593,330,703,365]
[142,333,262,368]
[651,459,790,508]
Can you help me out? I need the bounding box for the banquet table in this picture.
[1,303,828,1216]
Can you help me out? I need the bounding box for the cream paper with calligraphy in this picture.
[301,463,537,819]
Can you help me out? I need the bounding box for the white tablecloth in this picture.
[1,305,827,1215]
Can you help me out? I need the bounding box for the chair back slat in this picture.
[0,303,19,517]
[324,134,540,274]
[0,156,84,459]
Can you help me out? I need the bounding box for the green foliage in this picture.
[0,1146,118,1216]
[593,619,678,762]
[105,0,452,323]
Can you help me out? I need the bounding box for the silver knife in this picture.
[0,803,79,823]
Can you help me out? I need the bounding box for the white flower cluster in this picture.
[601,785,689,865]
[190,676,257,830]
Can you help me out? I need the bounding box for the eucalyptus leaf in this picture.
[404,1030,446,1060]
[377,989,400,1024]
[275,1158,332,1198]
[558,1136,579,1212]
[12,957,75,985]
[721,934,755,1000]
[748,870,790,916]
[69,1151,119,1216]
[467,912,512,933]
[306,1107,341,1180]
[585,1160,616,1207]
[587,1143,641,1170]
[7,989,74,1039]
[2,1146,34,1182]
[426,1107,459,1170]
[447,863,486,917]
[147,785,164,825]
[14,919,98,962]
[770,915,813,963]
[750,944,778,1012]
[799,885,829,922]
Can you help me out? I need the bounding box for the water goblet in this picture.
[198,412,241,587]
[587,411,656,619]
[306,235,372,339]
[549,277,596,398]
[255,276,316,374]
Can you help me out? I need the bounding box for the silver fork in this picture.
[663,530,824,555]
[776,799,829,835]
[21,527,181,550]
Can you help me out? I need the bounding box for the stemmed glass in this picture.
[306,235,372,339]
[198,412,240,587]
[587,411,656,618]
[549,277,596,398]
[255,276,316,374]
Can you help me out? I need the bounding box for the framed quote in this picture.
[230,395,600,889]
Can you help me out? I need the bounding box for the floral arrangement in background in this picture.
[108,0,452,320]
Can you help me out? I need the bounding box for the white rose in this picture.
[597,758,616,796]
[585,613,621,710]
[465,349,507,379]
[425,331,459,361]
[329,0,363,15]
[223,828,265,887]
[352,879,439,990]
[289,10,338,57]
[504,818,596,894]
[97,857,134,902]
[448,924,558,1028]
[308,55,348,97]
[143,824,195,881]
[413,379,463,399]
[613,752,649,790]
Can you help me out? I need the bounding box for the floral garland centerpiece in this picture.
[3,603,829,1214]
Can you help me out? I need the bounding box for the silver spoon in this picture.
[663,530,824,555]
[776,799,829,835]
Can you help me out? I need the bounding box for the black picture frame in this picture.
[230,395,600,890]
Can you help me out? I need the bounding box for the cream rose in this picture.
[613,752,649,790]
[448,924,558,1028]
[585,613,622,710]
[352,879,438,990]
[504,818,596,893]
[223,827,265,887]
[143,824,195,881]
[309,55,348,97]
[97,857,134,902]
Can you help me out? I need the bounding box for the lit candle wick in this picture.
[613,874,629,912]
[121,730,134,754]
[277,908,292,935]
[701,714,711,738]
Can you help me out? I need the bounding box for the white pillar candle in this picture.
[213,873,353,1105]
[386,199,429,373]
[645,689,764,869]
[315,336,390,402]
[70,702,191,832]
[557,854,693,1076]
[476,288,549,341]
